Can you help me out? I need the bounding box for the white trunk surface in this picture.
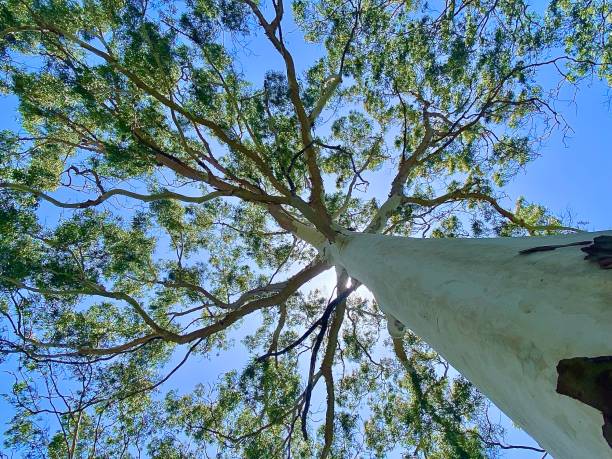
[328,231,612,459]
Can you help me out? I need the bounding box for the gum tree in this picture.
[0,0,610,457]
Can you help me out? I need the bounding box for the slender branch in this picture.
[267,303,287,357]
[471,431,546,453]
[1,277,180,341]
[0,182,225,208]
[400,191,583,234]
[255,284,356,363]
[178,260,328,343]
[308,75,341,124]
[319,269,350,458]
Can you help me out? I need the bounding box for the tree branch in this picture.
[0,182,225,209]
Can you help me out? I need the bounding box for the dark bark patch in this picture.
[556,356,612,448]
[581,236,612,269]
[519,235,612,269]
[519,240,591,255]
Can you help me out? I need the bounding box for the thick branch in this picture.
[243,0,329,217]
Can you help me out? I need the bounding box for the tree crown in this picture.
[0,0,609,456]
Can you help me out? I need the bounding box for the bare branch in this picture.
[0,182,225,209]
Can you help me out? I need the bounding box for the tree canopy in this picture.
[0,0,609,457]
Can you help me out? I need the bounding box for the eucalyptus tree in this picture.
[0,0,610,457]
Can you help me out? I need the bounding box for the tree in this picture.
[0,0,610,457]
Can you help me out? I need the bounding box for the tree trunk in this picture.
[327,231,612,459]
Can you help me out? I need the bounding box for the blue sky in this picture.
[1,3,611,458]
[506,77,612,232]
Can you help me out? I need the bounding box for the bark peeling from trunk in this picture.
[520,235,612,269]
[556,356,612,448]
[581,235,612,269]
[518,240,592,255]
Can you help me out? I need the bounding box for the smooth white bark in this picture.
[327,231,612,459]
